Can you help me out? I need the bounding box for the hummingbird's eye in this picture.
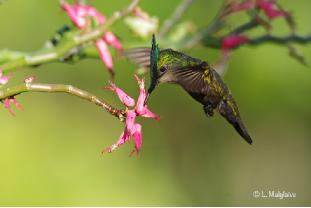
[160,66,168,73]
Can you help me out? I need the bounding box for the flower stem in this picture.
[0,83,126,121]
[0,0,140,74]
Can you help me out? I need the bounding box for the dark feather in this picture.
[149,34,159,94]
[172,65,206,93]
[218,100,253,144]
[171,64,218,107]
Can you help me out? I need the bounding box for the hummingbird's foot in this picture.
[203,105,214,117]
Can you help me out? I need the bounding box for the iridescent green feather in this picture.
[148,34,159,94]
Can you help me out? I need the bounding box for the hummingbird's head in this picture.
[145,34,202,104]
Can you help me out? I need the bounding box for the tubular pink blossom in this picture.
[84,5,106,24]
[256,0,288,19]
[72,4,87,17]
[0,69,10,85]
[132,123,142,152]
[105,83,135,107]
[103,32,123,53]
[0,76,9,85]
[139,107,160,121]
[134,74,160,120]
[96,39,114,74]
[72,4,106,24]
[61,2,86,28]
[125,110,137,135]
[134,74,146,114]
[103,131,129,153]
[222,34,249,50]
[230,0,255,13]
[3,99,10,109]
[2,97,23,116]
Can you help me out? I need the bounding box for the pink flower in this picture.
[61,1,106,27]
[226,0,288,19]
[0,69,22,115]
[1,97,23,116]
[103,32,123,55]
[104,121,142,155]
[134,74,160,120]
[73,4,106,24]
[0,69,10,86]
[61,1,122,77]
[95,32,123,76]
[132,123,142,151]
[125,110,137,134]
[105,82,136,107]
[229,0,255,13]
[96,39,114,75]
[103,75,160,155]
[256,0,288,19]
[221,34,249,52]
[61,2,87,28]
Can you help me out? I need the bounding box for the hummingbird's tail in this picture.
[218,100,253,145]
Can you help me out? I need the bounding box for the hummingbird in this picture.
[124,34,253,144]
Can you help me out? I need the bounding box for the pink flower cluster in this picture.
[61,1,122,76]
[229,0,288,19]
[0,69,22,116]
[103,75,160,155]
[221,0,289,53]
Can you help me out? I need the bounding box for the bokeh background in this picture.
[0,0,310,206]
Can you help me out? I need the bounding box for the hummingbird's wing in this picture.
[123,48,151,68]
[171,64,219,105]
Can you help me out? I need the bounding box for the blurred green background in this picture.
[0,0,311,206]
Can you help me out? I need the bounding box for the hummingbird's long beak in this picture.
[145,79,157,105]
[144,93,150,105]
